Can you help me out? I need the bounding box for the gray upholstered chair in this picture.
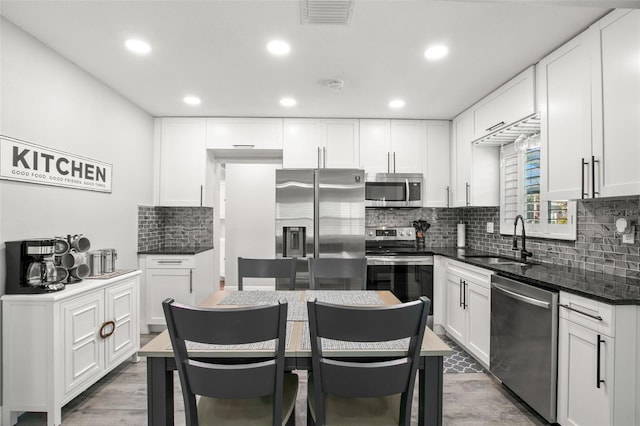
[162,298,298,426]
[238,257,297,290]
[306,296,430,426]
[307,257,367,290]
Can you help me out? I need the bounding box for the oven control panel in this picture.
[365,227,415,241]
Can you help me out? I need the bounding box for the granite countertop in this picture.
[428,247,640,306]
[138,245,214,255]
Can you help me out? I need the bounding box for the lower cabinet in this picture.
[140,249,215,329]
[443,259,492,367]
[557,291,639,426]
[2,272,141,426]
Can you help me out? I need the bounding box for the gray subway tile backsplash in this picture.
[365,196,640,278]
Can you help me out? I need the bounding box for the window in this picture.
[500,139,576,240]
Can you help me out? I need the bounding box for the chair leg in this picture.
[306,404,315,426]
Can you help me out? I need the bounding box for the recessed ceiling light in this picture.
[389,99,405,109]
[125,39,151,55]
[267,40,291,56]
[183,96,201,106]
[424,45,449,61]
[280,97,296,107]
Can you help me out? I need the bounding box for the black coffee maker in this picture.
[5,239,65,294]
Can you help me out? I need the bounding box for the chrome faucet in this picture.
[512,214,533,261]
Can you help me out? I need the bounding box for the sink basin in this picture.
[463,255,536,267]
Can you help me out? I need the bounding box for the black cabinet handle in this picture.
[592,155,600,198]
[463,280,467,309]
[446,186,450,208]
[486,121,505,132]
[581,158,589,199]
[596,334,605,389]
[200,185,203,207]
[459,279,463,307]
[465,183,470,206]
[189,269,193,294]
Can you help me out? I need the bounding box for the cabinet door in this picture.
[206,118,283,149]
[322,119,360,168]
[146,268,193,325]
[465,280,490,366]
[591,10,640,198]
[62,291,105,398]
[104,279,138,369]
[283,119,322,168]
[452,111,473,207]
[159,118,206,206]
[424,121,450,207]
[472,66,536,139]
[444,273,465,342]
[538,33,592,200]
[359,119,391,173]
[390,120,425,173]
[558,319,613,426]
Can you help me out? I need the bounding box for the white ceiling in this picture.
[0,0,623,119]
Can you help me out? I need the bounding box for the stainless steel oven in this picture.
[365,227,434,320]
[365,173,423,208]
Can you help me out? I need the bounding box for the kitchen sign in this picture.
[0,136,112,193]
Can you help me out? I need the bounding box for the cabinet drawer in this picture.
[559,292,614,337]
[447,259,493,289]
[147,256,195,269]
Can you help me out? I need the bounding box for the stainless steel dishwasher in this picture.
[490,274,559,424]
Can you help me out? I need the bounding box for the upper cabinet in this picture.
[424,121,451,207]
[283,118,359,168]
[359,119,426,174]
[540,9,640,200]
[156,117,209,207]
[590,9,640,198]
[206,118,283,150]
[451,110,499,207]
[472,66,536,141]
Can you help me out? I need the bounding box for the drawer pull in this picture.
[485,121,505,132]
[156,260,184,265]
[232,144,255,148]
[559,303,603,321]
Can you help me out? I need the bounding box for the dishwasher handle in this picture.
[492,283,551,309]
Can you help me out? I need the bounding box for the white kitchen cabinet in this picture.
[206,118,283,149]
[140,250,215,329]
[444,259,492,367]
[359,120,427,175]
[156,117,208,206]
[540,9,640,200]
[451,110,499,207]
[590,9,640,198]
[557,291,639,426]
[2,272,140,426]
[472,66,536,140]
[424,121,451,207]
[283,118,359,168]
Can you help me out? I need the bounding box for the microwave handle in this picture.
[405,179,410,203]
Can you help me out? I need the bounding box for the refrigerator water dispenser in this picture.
[283,226,306,258]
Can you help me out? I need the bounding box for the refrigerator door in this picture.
[316,169,365,258]
[275,169,314,261]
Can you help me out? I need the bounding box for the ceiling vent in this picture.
[300,0,355,25]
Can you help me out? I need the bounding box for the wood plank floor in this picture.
[15,334,547,425]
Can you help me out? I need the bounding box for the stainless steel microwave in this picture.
[365,173,423,208]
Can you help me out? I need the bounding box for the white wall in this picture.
[0,18,154,404]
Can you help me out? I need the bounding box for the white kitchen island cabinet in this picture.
[444,259,492,367]
[557,291,639,426]
[2,271,141,426]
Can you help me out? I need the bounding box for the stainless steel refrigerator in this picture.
[275,168,365,289]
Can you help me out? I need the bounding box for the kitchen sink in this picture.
[463,255,537,267]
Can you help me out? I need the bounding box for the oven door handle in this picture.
[366,256,434,266]
[491,283,550,309]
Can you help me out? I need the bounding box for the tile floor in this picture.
[14,334,547,425]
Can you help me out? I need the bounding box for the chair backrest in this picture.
[307,296,430,426]
[238,257,297,290]
[307,257,367,290]
[162,298,288,426]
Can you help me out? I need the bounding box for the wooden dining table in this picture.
[138,290,452,426]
